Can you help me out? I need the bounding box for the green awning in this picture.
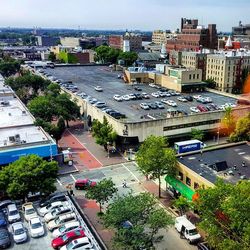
[165,175,195,200]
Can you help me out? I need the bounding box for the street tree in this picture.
[221,107,236,135]
[0,58,22,77]
[102,192,173,249]
[229,112,250,142]
[0,155,59,201]
[195,179,250,250]
[118,51,138,66]
[85,178,118,214]
[191,128,204,141]
[95,45,121,64]
[92,117,117,150]
[173,196,192,215]
[136,135,177,197]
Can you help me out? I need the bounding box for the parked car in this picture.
[22,202,37,221]
[113,95,123,101]
[134,93,143,100]
[0,212,7,228]
[60,237,93,250]
[140,103,150,110]
[47,212,77,231]
[0,200,13,212]
[29,216,45,238]
[52,221,81,238]
[166,100,177,107]
[149,83,156,88]
[177,97,188,102]
[93,102,106,108]
[94,86,103,92]
[154,101,165,109]
[122,95,130,101]
[7,204,21,223]
[75,179,97,190]
[185,96,193,102]
[197,105,208,112]
[141,92,150,99]
[190,107,200,113]
[225,102,236,108]
[39,193,67,207]
[44,206,72,223]
[134,86,142,91]
[128,94,136,100]
[12,222,28,244]
[197,242,213,250]
[51,229,86,249]
[39,201,69,217]
[148,102,157,109]
[0,228,11,249]
[88,98,97,104]
[151,92,160,98]
[193,95,202,100]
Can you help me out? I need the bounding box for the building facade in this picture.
[36,36,59,46]
[206,50,250,92]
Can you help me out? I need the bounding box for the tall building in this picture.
[206,50,250,92]
[152,30,167,45]
[232,21,250,36]
[109,32,142,51]
[166,18,218,52]
[36,36,59,47]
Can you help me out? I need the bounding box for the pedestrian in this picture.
[69,186,74,196]
[122,179,127,188]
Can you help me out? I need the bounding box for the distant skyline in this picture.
[0,0,249,32]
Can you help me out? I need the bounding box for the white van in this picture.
[175,215,201,243]
[7,204,21,223]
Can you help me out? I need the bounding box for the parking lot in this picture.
[44,66,237,122]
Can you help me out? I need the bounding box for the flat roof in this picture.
[0,125,49,148]
[178,143,250,184]
[175,140,201,146]
[43,66,237,122]
[0,96,34,128]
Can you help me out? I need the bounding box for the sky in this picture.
[0,0,249,32]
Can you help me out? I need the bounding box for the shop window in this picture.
[194,182,199,189]
[178,172,183,181]
[186,177,191,186]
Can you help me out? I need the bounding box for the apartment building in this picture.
[152,30,167,45]
[206,50,250,92]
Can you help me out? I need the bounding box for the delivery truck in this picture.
[174,140,205,154]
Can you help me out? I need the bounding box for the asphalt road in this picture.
[56,162,196,250]
[44,66,237,122]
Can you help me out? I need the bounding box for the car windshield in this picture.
[45,204,52,209]
[9,210,18,216]
[66,241,74,250]
[51,210,58,216]
[0,231,8,240]
[26,208,35,215]
[189,229,198,235]
[31,222,42,229]
[62,234,69,241]
[59,225,66,232]
[55,218,60,224]
[15,228,24,235]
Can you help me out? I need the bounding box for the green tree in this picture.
[136,135,177,197]
[95,45,121,63]
[204,78,216,89]
[0,155,58,201]
[118,51,138,66]
[173,196,192,215]
[191,128,204,141]
[85,178,118,213]
[229,113,250,142]
[222,107,236,135]
[48,52,56,62]
[0,58,22,77]
[195,179,250,250]
[102,192,173,249]
[92,117,117,150]
[46,83,61,97]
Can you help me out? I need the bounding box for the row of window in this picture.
[188,74,200,80]
[178,172,200,189]
[163,119,220,131]
[207,65,224,70]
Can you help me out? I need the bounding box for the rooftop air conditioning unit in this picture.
[8,136,15,143]
[15,134,21,143]
[22,110,27,115]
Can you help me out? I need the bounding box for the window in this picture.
[178,172,183,181]
[186,177,191,186]
[189,74,191,80]
[197,74,199,79]
[193,74,195,79]
[194,182,199,189]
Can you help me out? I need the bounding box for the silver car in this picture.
[12,222,28,244]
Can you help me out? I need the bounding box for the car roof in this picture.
[30,217,40,223]
[12,222,23,229]
[58,212,75,220]
[64,221,80,228]
[23,202,34,208]
[72,237,90,244]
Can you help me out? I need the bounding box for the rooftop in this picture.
[178,143,250,185]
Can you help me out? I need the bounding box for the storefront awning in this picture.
[165,175,195,200]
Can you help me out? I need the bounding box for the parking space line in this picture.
[70,174,76,181]
[56,178,62,186]
[122,163,140,182]
[66,129,103,167]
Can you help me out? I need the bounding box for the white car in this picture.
[113,95,123,101]
[94,86,103,92]
[193,95,202,100]
[22,202,37,221]
[60,237,93,250]
[128,94,136,100]
[190,107,200,113]
[44,206,72,223]
[39,201,68,216]
[29,217,45,238]
[140,103,150,110]
[12,222,28,243]
[141,92,150,99]
[149,83,156,88]
[161,99,169,104]
[122,95,130,101]
[47,212,77,231]
[151,92,160,98]
[166,100,177,107]
[52,221,81,238]
[177,97,188,102]
[225,102,236,108]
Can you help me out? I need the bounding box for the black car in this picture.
[0,228,11,249]
[148,103,157,109]
[134,86,142,91]
[197,242,213,250]
[185,96,193,101]
[134,93,143,100]
[0,200,13,214]
[39,193,66,207]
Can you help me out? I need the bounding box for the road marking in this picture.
[56,178,62,186]
[70,174,76,181]
[122,163,140,182]
[66,129,103,167]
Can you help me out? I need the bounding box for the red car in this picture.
[51,229,85,249]
[197,105,208,112]
[75,179,97,190]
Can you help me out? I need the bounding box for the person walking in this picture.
[122,179,127,188]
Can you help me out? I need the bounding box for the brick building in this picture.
[166,18,218,52]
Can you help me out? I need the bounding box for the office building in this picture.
[36,36,59,47]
